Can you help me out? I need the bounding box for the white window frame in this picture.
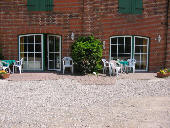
[19,34,44,71]
[134,36,149,71]
[110,36,133,61]
[47,34,61,71]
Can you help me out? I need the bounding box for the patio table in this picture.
[1,60,16,66]
[118,60,129,72]
[119,60,128,67]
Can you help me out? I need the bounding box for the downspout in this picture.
[164,0,169,68]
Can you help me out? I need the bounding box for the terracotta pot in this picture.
[0,73,10,79]
[157,72,170,78]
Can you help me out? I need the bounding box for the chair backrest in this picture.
[63,57,73,66]
[20,58,24,65]
[0,61,3,70]
[102,59,109,67]
[109,60,117,69]
[127,59,136,67]
[102,59,106,66]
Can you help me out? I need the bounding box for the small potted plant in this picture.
[157,68,170,78]
[0,70,10,79]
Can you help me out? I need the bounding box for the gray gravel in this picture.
[0,75,170,128]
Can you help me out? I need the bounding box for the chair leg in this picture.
[133,67,135,73]
[13,66,14,74]
[116,69,119,77]
[63,67,65,74]
[72,67,73,74]
[19,66,21,74]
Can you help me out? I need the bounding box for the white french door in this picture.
[19,34,44,71]
[134,36,149,71]
[47,35,61,71]
[110,36,149,71]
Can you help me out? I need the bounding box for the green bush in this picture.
[72,36,103,75]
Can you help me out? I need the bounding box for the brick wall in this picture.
[83,0,168,71]
[166,0,170,68]
[0,0,169,71]
[0,0,83,59]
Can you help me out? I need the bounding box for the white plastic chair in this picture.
[0,61,10,73]
[62,57,74,74]
[125,59,136,73]
[13,58,23,74]
[102,59,110,74]
[109,60,121,77]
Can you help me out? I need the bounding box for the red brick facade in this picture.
[166,0,170,68]
[0,0,170,71]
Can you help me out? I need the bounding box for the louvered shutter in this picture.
[45,0,53,11]
[27,0,39,11]
[39,0,46,11]
[118,0,131,14]
[132,0,143,14]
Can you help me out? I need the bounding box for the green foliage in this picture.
[72,36,103,75]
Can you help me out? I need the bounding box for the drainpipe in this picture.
[164,0,169,68]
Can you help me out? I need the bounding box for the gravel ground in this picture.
[0,73,170,128]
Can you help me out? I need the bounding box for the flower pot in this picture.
[0,73,10,79]
[157,72,170,78]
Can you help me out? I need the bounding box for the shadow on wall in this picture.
[0,48,4,59]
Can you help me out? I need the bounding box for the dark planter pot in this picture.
[157,72,170,78]
[0,73,10,79]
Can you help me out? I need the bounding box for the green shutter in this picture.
[132,0,143,14]
[118,0,131,14]
[39,0,46,11]
[45,0,53,11]
[27,0,39,11]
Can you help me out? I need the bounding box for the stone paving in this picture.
[0,72,169,128]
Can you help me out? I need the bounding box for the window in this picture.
[19,34,43,70]
[110,36,132,60]
[27,0,53,11]
[118,0,143,14]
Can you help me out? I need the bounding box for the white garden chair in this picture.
[13,58,23,74]
[125,59,136,73]
[109,60,122,77]
[102,59,110,74]
[62,57,74,74]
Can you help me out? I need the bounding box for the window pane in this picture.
[28,44,34,52]
[135,37,147,46]
[135,46,147,53]
[28,53,34,61]
[35,53,41,61]
[55,37,60,52]
[55,53,60,69]
[35,44,41,52]
[111,38,117,44]
[118,45,124,53]
[24,36,28,43]
[118,37,124,45]
[35,35,41,43]
[49,53,54,60]
[49,36,54,52]
[49,61,54,69]
[125,37,131,53]
[111,45,117,54]
[28,36,34,44]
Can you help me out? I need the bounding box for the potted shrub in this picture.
[157,68,170,78]
[0,70,10,79]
